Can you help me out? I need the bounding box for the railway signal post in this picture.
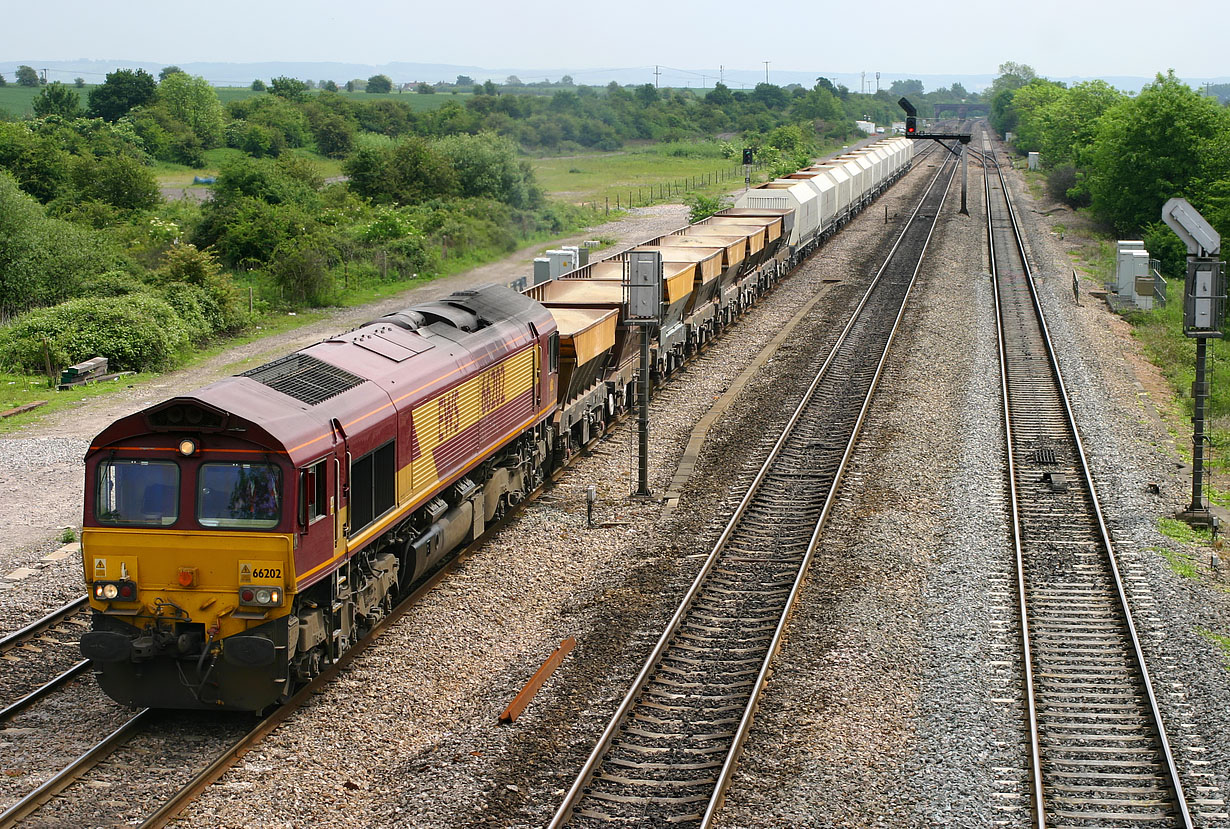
[626,250,663,497]
[1162,198,1225,525]
[898,97,971,213]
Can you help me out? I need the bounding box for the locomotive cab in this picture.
[81,398,304,711]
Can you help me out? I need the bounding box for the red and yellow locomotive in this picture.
[81,286,559,710]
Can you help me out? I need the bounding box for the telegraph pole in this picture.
[654,65,661,88]
[763,61,769,84]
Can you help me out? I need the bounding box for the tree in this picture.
[1087,71,1230,235]
[343,136,456,204]
[70,154,160,211]
[32,82,83,118]
[88,68,157,121]
[950,82,968,98]
[0,171,124,317]
[323,80,338,92]
[416,83,435,94]
[269,76,311,102]
[455,75,475,87]
[560,75,574,86]
[435,131,540,208]
[16,65,39,87]
[793,82,844,123]
[73,77,85,88]
[505,75,522,86]
[0,74,6,87]
[750,82,788,109]
[251,78,267,91]
[889,79,925,96]
[1007,79,1067,153]
[159,66,185,81]
[157,72,226,147]
[309,112,354,157]
[367,74,393,94]
[483,80,497,96]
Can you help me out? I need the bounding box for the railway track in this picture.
[985,132,1193,827]
[0,596,90,721]
[549,149,959,827]
[0,453,626,829]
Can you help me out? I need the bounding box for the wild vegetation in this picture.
[0,67,922,393]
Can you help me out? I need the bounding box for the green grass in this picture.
[531,142,754,207]
[1156,546,1200,579]
[0,368,158,431]
[1157,516,1216,545]
[0,84,88,117]
[1127,277,1230,474]
[1197,627,1230,669]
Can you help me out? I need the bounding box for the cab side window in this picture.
[549,332,559,373]
[299,460,328,525]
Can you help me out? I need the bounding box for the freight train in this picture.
[79,137,915,711]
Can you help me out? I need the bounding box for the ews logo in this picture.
[480,364,506,414]
[437,390,461,441]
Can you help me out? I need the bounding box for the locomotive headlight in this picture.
[102,583,119,600]
[178,438,199,456]
[255,588,272,604]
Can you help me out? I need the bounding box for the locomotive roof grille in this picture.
[240,353,365,406]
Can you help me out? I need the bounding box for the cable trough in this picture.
[984,132,1192,828]
[550,149,959,828]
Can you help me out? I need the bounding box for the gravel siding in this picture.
[715,152,1025,827]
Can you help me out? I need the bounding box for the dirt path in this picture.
[0,204,689,566]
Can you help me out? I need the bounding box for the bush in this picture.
[1047,163,1089,208]
[685,193,731,223]
[268,239,335,306]
[0,293,191,373]
[159,282,219,341]
[80,270,145,297]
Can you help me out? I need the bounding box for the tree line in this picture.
[0,63,977,380]
[989,62,1230,274]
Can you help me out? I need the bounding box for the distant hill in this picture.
[5,58,1227,95]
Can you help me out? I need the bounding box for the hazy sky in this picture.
[2,0,1226,82]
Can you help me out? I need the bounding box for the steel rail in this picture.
[550,150,959,828]
[985,131,1046,829]
[985,134,1192,828]
[0,595,87,653]
[0,659,90,723]
[0,708,150,828]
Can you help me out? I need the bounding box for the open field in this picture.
[531,143,750,207]
[530,138,849,207]
[0,84,86,116]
